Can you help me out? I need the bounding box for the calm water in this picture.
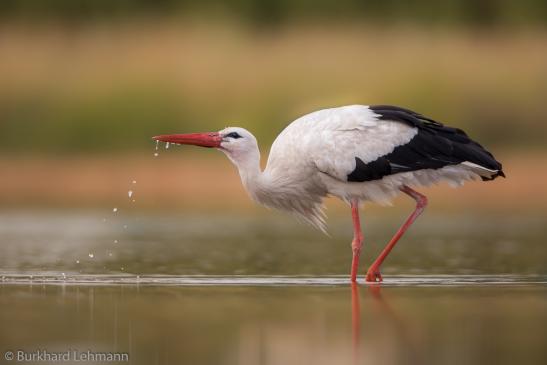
[0,211,546,365]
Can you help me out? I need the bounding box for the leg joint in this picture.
[401,185,428,208]
[351,233,363,251]
[417,194,428,209]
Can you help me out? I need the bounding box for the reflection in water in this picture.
[0,212,546,364]
[0,282,546,365]
[353,283,417,365]
[364,284,421,365]
[351,283,360,365]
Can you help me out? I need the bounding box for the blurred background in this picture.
[0,0,546,213]
[0,0,546,277]
[1,3,546,365]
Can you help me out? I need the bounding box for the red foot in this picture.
[365,267,383,282]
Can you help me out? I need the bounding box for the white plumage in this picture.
[154,104,504,282]
[222,105,497,230]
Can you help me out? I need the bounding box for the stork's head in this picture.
[153,127,259,168]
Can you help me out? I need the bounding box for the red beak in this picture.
[152,132,222,148]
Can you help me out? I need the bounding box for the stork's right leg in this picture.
[365,185,428,282]
[350,199,363,282]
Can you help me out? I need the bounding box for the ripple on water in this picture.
[0,274,545,287]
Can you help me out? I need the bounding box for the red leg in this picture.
[366,185,428,282]
[350,199,363,282]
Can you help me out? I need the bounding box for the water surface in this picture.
[0,211,546,365]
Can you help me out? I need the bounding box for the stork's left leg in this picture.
[366,185,428,282]
[350,199,363,282]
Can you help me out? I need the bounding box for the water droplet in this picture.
[165,142,170,149]
[154,152,159,157]
[121,267,125,271]
[112,207,118,213]
[155,140,159,150]
[132,180,137,184]
[61,273,66,279]
[131,199,136,203]
[88,253,94,258]
[128,190,133,198]
[76,260,80,264]
[114,240,118,244]
[108,252,113,257]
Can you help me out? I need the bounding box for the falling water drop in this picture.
[88,253,94,258]
[165,142,170,149]
[108,252,113,257]
[154,152,159,157]
[112,207,118,213]
[128,190,133,198]
[155,140,159,150]
[132,180,137,184]
[114,240,118,244]
[76,260,80,264]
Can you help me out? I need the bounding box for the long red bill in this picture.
[152,132,222,148]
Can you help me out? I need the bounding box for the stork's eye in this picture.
[225,132,242,139]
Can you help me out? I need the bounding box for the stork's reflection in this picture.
[351,282,361,364]
[351,283,420,365]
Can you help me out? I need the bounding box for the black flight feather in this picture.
[347,105,505,182]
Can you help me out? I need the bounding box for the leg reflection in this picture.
[351,284,421,365]
[351,282,360,365]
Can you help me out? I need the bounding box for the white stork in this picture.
[153,105,504,282]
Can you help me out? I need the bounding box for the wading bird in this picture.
[153,105,504,282]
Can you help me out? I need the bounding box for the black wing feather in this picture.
[347,105,505,182]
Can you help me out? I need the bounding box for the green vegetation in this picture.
[1,0,546,29]
[0,4,546,155]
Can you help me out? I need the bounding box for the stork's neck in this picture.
[237,152,263,194]
[227,146,293,209]
[222,145,266,200]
